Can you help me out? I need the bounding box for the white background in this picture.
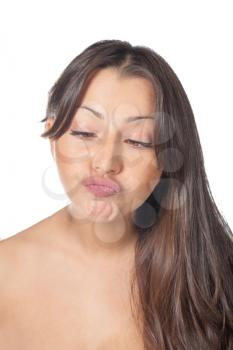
[0,0,232,239]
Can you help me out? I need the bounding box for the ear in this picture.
[45,117,54,133]
[45,117,55,159]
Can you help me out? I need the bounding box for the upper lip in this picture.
[83,176,121,193]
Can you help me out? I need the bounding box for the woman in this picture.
[0,40,232,349]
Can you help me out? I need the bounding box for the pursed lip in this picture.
[83,176,121,193]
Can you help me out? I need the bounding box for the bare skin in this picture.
[0,68,162,349]
[0,208,144,350]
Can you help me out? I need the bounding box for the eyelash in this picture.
[69,130,153,149]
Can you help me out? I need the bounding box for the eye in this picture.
[70,130,96,138]
[69,130,153,149]
[125,139,153,149]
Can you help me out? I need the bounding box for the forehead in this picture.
[79,68,156,118]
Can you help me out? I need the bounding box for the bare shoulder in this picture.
[0,205,69,251]
[0,211,60,290]
[0,212,54,256]
[0,206,68,279]
[0,211,63,311]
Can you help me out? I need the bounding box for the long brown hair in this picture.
[40,40,233,349]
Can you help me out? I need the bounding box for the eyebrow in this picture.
[79,105,155,123]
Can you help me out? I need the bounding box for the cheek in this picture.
[126,157,161,211]
[144,156,161,190]
[126,153,161,192]
[54,139,84,193]
[55,161,77,195]
[55,134,93,163]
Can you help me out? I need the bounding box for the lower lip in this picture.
[85,184,119,198]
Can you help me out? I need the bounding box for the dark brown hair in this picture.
[40,40,233,349]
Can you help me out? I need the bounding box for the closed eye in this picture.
[70,131,95,138]
[69,130,153,149]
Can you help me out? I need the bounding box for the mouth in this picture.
[85,184,120,198]
[83,176,121,198]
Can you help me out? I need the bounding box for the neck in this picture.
[58,203,138,260]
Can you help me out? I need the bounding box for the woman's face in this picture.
[46,68,162,224]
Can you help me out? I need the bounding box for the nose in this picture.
[91,138,123,175]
